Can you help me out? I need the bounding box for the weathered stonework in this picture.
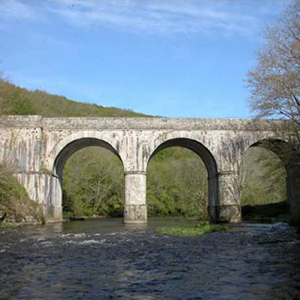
[0,115,299,224]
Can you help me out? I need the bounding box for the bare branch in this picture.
[246,0,300,135]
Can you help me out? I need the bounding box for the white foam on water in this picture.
[59,233,88,239]
[63,239,106,245]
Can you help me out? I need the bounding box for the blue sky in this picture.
[0,0,291,118]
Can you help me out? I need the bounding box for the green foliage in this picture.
[63,147,124,218]
[62,146,208,219]
[147,147,208,218]
[240,147,286,206]
[0,164,44,224]
[0,222,19,230]
[156,224,228,236]
[0,79,148,117]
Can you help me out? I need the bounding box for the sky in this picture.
[0,0,292,118]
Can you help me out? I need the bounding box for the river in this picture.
[0,218,299,300]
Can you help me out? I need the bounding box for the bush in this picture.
[0,164,44,224]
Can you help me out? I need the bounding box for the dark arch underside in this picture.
[250,138,299,168]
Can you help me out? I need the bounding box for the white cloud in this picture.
[0,0,290,38]
[0,0,37,20]
[50,0,291,38]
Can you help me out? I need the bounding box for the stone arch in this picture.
[47,131,124,172]
[52,138,123,178]
[241,138,300,221]
[147,138,219,222]
[48,132,124,221]
[249,138,295,161]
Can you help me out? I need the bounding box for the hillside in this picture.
[0,79,147,117]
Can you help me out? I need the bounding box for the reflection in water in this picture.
[0,218,299,300]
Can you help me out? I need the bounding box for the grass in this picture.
[0,222,19,230]
[156,224,228,236]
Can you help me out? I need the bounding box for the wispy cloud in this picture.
[0,0,288,38]
[0,0,37,20]
[47,1,261,37]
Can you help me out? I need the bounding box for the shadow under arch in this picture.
[246,138,300,220]
[49,138,124,221]
[147,138,219,222]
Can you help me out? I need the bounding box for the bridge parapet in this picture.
[0,115,289,131]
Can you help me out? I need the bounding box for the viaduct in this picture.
[0,116,299,224]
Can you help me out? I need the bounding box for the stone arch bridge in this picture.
[0,116,299,224]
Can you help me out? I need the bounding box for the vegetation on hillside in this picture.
[0,163,44,226]
[0,79,147,117]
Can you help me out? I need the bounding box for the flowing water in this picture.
[0,218,300,300]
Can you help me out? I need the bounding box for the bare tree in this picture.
[246,0,300,131]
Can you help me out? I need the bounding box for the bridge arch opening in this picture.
[147,138,218,222]
[240,138,300,221]
[50,138,124,221]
